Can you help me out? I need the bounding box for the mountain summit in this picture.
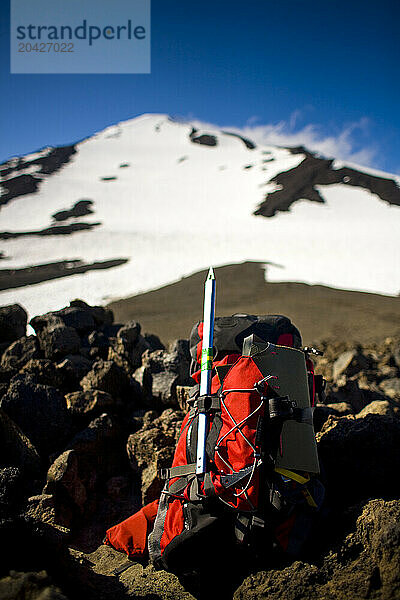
[0,114,399,319]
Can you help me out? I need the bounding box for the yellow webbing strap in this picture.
[301,487,318,509]
[274,467,318,508]
[274,467,310,485]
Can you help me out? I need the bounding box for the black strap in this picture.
[195,395,221,412]
[268,396,313,425]
[159,463,197,480]
[113,560,135,576]
[203,472,215,497]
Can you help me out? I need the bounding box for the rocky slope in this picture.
[0,300,400,599]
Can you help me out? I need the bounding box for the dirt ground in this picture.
[108,261,400,347]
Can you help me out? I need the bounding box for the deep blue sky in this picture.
[1,0,399,172]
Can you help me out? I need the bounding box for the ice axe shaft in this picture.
[196,267,216,475]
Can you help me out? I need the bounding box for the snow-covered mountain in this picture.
[0,113,399,321]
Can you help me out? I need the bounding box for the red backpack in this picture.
[105,315,325,575]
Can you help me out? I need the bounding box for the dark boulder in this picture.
[317,414,400,505]
[63,413,127,487]
[332,349,370,381]
[56,354,93,390]
[20,358,65,389]
[1,378,72,457]
[0,570,70,600]
[80,359,132,401]
[126,408,184,503]
[65,390,115,420]
[0,466,24,517]
[1,336,40,370]
[30,306,92,336]
[0,304,27,345]
[37,325,81,360]
[43,450,88,522]
[326,377,370,413]
[87,331,109,360]
[0,407,41,478]
[69,299,114,329]
[234,499,400,600]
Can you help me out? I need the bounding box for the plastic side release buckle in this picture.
[195,394,221,413]
[268,396,296,420]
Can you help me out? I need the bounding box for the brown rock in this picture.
[80,360,131,400]
[65,390,115,418]
[332,349,369,381]
[1,336,40,370]
[0,407,41,477]
[325,402,353,415]
[0,304,27,345]
[356,400,397,418]
[44,450,87,515]
[0,570,70,600]
[379,378,400,399]
[176,385,191,411]
[234,499,400,600]
[127,423,176,504]
[24,493,71,536]
[38,325,81,360]
[317,414,400,505]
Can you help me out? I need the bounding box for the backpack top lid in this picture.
[189,314,302,366]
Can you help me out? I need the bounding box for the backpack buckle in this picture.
[268,396,296,420]
[195,394,221,413]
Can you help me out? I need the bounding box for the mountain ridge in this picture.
[0,113,399,321]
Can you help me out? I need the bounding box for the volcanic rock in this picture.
[326,378,370,413]
[108,331,150,374]
[0,407,41,478]
[1,378,72,457]
[234,499,400,600]
[126,412,180,504]
[1,335,41,370]
[139,340,193,408]
[0,303,27,345]
[150,371,179,407]
[43,450,87,521]
[0,570,70,600]
[356,399,398,418]
[313,404,345,433]
[379,378,400,399]
[326,401,353,414]
[317,414,400,505]
[20,358,65,389]
[69,299,114,329]
[57,354,93,390]
[67,544,194,600]
[31,306,92,336]
[80,360,132,401]
[24,493,71,542]
[87,331,109,360]
[64,413,126,487]
[332,349,370,381]
[37,325,81,360]
[0,466,24,518]
[65,390,115,420]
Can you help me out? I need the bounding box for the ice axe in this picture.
[196,267,216,475]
